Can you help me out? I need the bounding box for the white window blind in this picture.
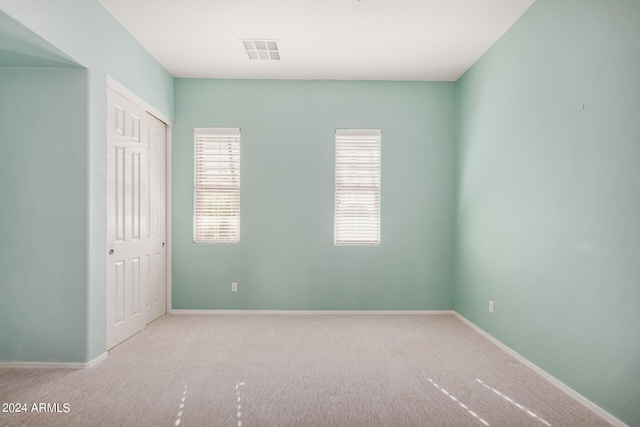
[334,129,381,245]
[194,128,240,243]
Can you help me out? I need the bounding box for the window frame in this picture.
[193,127,241,244]
[334,128,381,246]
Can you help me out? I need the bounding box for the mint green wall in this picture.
[455,1,640,425]
[0,68,88,362]
[0,2,173,363]
[0,11,77,67]
[173,79,456,310]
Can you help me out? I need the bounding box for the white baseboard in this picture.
[453,313,628,427]
[0,352,108,370]
[170,309,455,315]
[85,352,109,368]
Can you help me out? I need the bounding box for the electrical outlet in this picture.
[232,282,238,293]
[489,300,494,313]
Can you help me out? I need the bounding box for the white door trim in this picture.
[106,76,173,330]
[107,77,173,126]
[165,126,173,314]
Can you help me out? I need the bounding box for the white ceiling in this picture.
[98,0,536,81]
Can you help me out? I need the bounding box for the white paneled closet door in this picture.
[145,111,167,325]
[106,87,167,350]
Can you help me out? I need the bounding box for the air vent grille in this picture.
[241,39,280,61]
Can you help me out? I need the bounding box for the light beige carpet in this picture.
[0,314,611,426]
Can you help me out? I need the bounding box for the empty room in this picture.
[0,0,638,426]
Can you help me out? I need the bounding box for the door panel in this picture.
[107,88,166,350]
[145,112,166,324]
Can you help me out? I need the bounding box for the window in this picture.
[334,129,381,245]
[194,128,240,243]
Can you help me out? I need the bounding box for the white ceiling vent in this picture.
[242,40,280,61]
